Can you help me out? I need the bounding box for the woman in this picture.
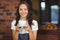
[11,1,38,40]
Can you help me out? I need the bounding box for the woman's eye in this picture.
[25,9,27,10]
[20,9,22,11]
[19,9,28,11]
[24,9,28,10]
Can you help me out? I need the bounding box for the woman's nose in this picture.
[22,10,25,12]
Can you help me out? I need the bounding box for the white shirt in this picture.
[11,20,38,34]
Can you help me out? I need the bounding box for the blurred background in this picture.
[0,0,60,40]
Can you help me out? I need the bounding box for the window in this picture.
[51,5,59,24]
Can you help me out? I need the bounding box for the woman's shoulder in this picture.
[11,19,16,24]
[32,20,38,24]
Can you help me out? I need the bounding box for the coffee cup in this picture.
[18,20,27,28]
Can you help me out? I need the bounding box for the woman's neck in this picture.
[20,17,27,20]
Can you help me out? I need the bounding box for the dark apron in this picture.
[18,33,29,40]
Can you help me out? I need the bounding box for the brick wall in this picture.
[0,0,19,40]
[0,0,39,40]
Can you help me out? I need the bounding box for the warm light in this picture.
[41,2,45,8]
[41,2,46,10]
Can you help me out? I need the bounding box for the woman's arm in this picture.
[29,29,37,40]
[12,30,18,40]
[12,26,20,40]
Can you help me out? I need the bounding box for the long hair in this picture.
[15,1,32,26]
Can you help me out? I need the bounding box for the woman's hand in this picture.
[16,25,21,32]
[24,24,32,32]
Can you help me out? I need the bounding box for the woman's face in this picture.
[19,4,28,18]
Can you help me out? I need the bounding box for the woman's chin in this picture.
[22,16,26,18]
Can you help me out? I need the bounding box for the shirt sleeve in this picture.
[11,20,16,30]
[31,20,38,31]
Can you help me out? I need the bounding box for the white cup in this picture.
[18,20,27,28]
